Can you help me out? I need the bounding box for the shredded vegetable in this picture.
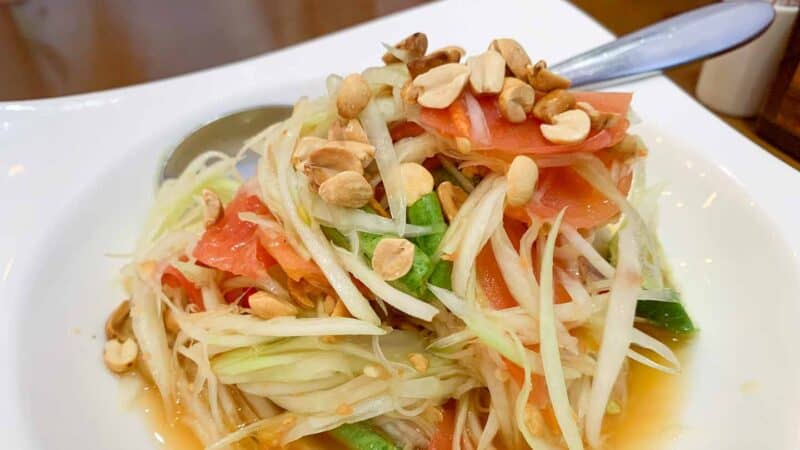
[538,210,584,450]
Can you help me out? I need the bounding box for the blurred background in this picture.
[1,0,797,166]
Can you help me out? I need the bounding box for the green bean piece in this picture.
[636,290,695,334]
[322,226,351,250]
[428,260,453,290]
[432,167,460,187]
[359,232,433,299]
[407,192,446,256]
[329,422,400,450]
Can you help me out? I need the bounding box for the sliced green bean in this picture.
[407,192,446,256]
[359,232,433,298]
[322,226,351,250]
[329,422,400,450]
[428,260,453,290]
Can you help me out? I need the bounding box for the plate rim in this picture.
[1,1,799,448]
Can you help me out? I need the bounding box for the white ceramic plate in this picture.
[2,1,799,449]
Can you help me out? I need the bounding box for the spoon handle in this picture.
[551,1,775,88]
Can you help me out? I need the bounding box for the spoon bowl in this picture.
[160,105,292,182]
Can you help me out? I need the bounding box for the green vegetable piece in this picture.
[358,232,383,256]
[322,226,351,250]
[407,192,446,256]
[359,232,433,298]
[428,260,452,290]
[636,299,695,334]
[432,167,460,187]
[329,422,400,450]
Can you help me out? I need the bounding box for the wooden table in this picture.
[1,0,796,168]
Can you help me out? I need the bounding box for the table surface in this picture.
[1,0,797,169]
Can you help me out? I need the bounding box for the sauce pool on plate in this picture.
[134,330,692,450]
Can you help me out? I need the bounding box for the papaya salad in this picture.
[103,33,695,450]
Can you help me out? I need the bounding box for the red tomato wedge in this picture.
[501,147,634,230]
[388,120,425,141]
[504,358,550,409]
[415,91,632,154]
[257,228,327,287]
[477,244,517,310]
[162,265,204,310]
[428,402,456,450]
[193,192,276,280]
[223,286,258,307]
[476,220,527,310]
[526,163,632,229]
[194,191,327,287]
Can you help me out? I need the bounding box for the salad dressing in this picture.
[137,333,691,450]
[603,328,692,449]
[137,386,346,450]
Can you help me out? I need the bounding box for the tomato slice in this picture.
[416,91,632,154]
[388,121,425,141]
[257,227,327,287]
[504,358,550,409]
[194,190,328,288]
[162,265,204,310]
[428,402,456,450]
[477,244,517,310]
[193,192,276,279]
[526,161,632,229]
[223,286,257,307]
[476,220,527,310]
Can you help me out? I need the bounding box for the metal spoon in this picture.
[160,0,774,184]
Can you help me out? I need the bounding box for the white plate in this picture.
[2,1,799,449]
